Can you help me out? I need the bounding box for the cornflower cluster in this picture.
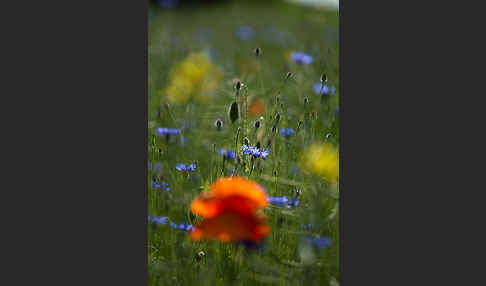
[156,127,181,136]
[268,196,299,207]
[151,181,169,191]
[176,163,196,172]
[148,216,194,232]
[241,144,269,159]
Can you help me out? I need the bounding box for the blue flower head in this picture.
[151,181,170,191]
[241,144,269,159]
[219,149,236,160]
[303,236,333,249]
[241,144,251,155]
[269,196,299,207]
[280,128,295,138]
[269,196,288,205]
[260,148,270,158]
[290,52,313,64]
[170,222,193,232]
[236,26,254,41]
[176,163,196,172]
[313,82,336,96]
[156,127,181,137]
[148,216,168,225]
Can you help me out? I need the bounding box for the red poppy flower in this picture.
[249,98,265,117]
[190,212,270,242]
[190,177,268,218]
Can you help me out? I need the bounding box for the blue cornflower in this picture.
[219,149,236,160]
[176,163,196,172]
[148,216,168,225]
[151,181,169,191]
[313,82,336,96]
[259,148,270,158]
[236,26,254,41]
[241,144,270,159]
[280,128,295,138]
[269,196,299,207]
[303,236,333,249]
[288,199,299,207]
[241,144,251,155]
[269,196,288,205]
[170,222,193,232]
[156,127,181,136]
[290,52,313,64]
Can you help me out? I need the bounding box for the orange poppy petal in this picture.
[209,177,268,209]
[189,212,270,242]
[191,194,263,218]
[190,195,223,218]
[249,98,265,117]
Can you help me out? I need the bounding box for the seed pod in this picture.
[285,71,292,80]
[275,112,281,123]
[235,81,242,91]
[273,169,278,177]
[255,47,261,57]
[312,111,317,120]
[255,141,261,149]
[304,97,309,105]
[243,137,250,146]
[195,251,205,262]
[272,125,277,134]
[254,120,261,129]
[320,73,328,83]
[228,101,239,124]
[214,119,223,131]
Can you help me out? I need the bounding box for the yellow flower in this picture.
[301,143,339,183]
[163,52,222,104]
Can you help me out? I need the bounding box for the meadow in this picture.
[148,1,339,285]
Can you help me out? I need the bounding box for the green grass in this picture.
[148,1,339,285]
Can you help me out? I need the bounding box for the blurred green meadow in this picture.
[148,1,339,285]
